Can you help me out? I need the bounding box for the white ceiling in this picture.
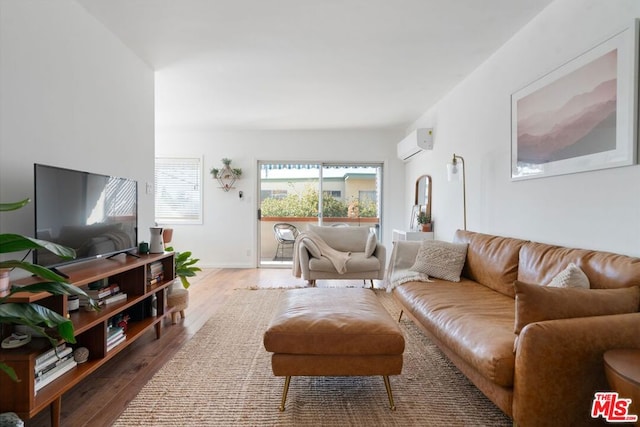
[77,0,552,131]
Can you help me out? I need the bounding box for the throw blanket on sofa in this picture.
[384,240,432,292]
[293,231,351,276]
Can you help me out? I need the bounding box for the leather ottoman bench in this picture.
[263,288,405,411]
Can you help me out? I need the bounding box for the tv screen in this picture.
[34,164,138,268]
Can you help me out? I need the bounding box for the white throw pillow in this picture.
[365,232,377,258]
[409,240,468,282]
[547,263,590,288]
[280,229,295,241]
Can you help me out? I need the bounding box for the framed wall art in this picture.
[511,19,639,180]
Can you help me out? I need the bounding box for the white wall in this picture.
[0,0,155,267]
[156,129,405,267]
[404,0,640,256]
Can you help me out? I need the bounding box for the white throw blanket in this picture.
[384,239,432,292]
[293,231,351,276]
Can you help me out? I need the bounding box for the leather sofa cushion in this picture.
[454,230,527,298]
[264,288,404,355]
[518,241,640,290]
[394,280,516,387]
[309,252,380,273]
[514,281,640,334]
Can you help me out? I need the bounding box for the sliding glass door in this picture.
[258,161,382,267]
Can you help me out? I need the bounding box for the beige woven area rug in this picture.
[114,289,511,426]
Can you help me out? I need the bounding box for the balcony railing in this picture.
[260,217,380,262]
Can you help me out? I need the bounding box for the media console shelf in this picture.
[0,252,175,427]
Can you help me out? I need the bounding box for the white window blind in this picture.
[155,157,202,224]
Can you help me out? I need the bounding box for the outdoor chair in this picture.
[273,223,299,261]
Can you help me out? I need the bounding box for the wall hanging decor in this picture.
[511,19,638,180]
[211,158,242,191]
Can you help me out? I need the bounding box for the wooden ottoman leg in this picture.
[383,376,396,411]
[279,376,291,412]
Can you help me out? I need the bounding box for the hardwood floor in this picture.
[25,268,381,427]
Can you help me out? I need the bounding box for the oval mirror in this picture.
[410,174,432,231]
[415,174,432,217]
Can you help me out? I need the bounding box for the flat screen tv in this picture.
[34,164,138,268]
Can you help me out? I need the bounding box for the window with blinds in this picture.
[155,157,203,224]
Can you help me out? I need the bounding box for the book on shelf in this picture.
[34,356,77,393]
[106,333,126,352]
[35,352,74,378]
[147,262,164,284]
[84,284,120,300]
[148,261,163,274]
[147,273,164,287]
[107,326,124,342]
[34,346,73,374]
[103,292,127,305]
[35,343,67,366]
[78,284,122,308]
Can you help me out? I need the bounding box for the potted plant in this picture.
[163,246,200,324]
[210,158,242,192]
[165,246,201,289]
[210,158,242,180]
[0,198,93,381]
[416,211,432,232]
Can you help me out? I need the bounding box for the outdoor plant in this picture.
[165,246,201,289]
[0,198,94,381]
[260,184,377,218]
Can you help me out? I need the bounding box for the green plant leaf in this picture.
[0,234,75,258]
[0,277,99,311]
[0,260,70,284]
[179,275,190,289]
[0,362,18,382]
[180,258,200,268]
[176,268,198,277]
[10,280,89,297]
[174,251,191,263]
[0,198,30,212]
[0,303,75,344]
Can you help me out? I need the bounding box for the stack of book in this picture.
[147,261,164,287]
[106,326,126,352]
[34,344,77,393]
[79,283,127,308]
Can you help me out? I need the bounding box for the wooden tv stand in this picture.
[0,252,175,427]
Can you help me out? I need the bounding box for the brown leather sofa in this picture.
[389,230,640,427]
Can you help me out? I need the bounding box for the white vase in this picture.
[149,227,165,253]
[169,277,182,294]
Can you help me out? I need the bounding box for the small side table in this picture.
[392,229,434,242]
[604,349,640,423]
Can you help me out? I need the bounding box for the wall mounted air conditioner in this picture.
[397,128,434,161]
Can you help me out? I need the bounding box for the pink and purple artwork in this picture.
[516,49,617,165]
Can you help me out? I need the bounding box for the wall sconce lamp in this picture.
[446,153,466,230]
[210,158,242,192]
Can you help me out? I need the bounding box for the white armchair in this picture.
[293,225,386,287]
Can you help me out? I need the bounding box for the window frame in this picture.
[154,156,203,225]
